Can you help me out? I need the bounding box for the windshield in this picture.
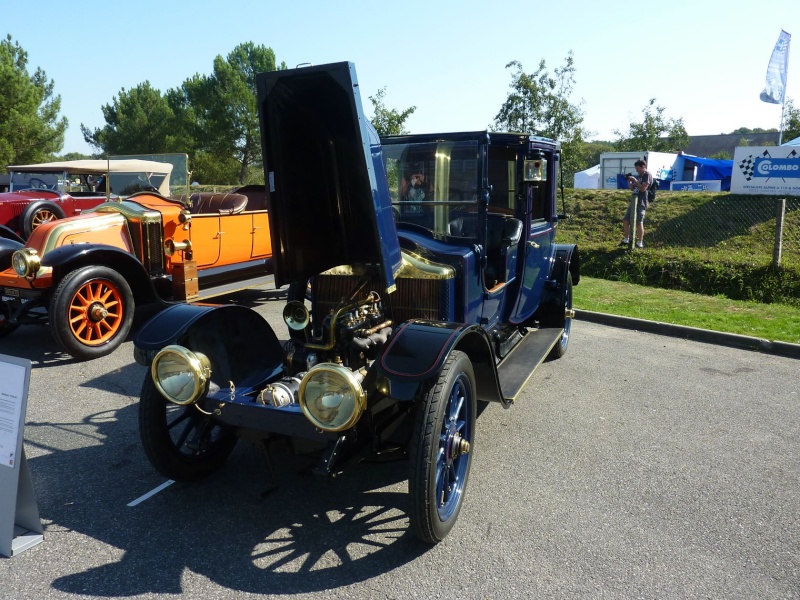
[9,171,63,191]
[383,140,480,238]
[9,170,164,195]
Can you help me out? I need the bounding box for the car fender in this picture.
[0,224,25,244]
[532,243,579,327]
[0,235,24,271]
[133,303,286,389]
[41,243,160,305]
[375,320,503,404]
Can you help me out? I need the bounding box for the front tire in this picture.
[139,376,238,481]
[49,265,134,360]
[0,301,19,338]
[409,350,476,544]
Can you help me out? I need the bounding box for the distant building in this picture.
[684,132,780,158]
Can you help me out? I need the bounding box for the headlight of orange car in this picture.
[151,345,211,406]
[12,248,40,277]
[298,363,366,432]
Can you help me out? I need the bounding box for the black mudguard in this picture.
[41,243,161,305]
[0,236,24,271]
[375,320,504,404]
[0,224,24,244]
[133,303,286,389]
[532,243,579,327]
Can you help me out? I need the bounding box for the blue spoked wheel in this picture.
[409,350,476,544]
[548,272,573,360]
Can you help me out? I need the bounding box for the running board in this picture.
[496,327,563,404]
[192,274,275,302]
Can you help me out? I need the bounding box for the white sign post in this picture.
[0,354,43,557]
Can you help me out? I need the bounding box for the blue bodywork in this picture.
[133,61,580,478]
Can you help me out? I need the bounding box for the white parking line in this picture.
[127,480,175,507]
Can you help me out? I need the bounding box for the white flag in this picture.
[760,30,791,104]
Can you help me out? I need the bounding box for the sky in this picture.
[5,0,800,155]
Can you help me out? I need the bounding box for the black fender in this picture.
[375,320,504,404]
[133,303,285,390]
[0,224,24,244]
[41,243,161,305]
[532,243,580,327]
[0,236,24,271]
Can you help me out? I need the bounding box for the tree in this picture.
[573,140,615,172]
[493,53,588,182]
[81,82,185,155]
[0,34,67,165]
[781,99,800,143]
[180,43,286,183]
[369,87,416,136]
[613,99,689,152]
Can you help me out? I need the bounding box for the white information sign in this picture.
[0,361,25,468]
[0,354,42,557]
[731,145,800,195]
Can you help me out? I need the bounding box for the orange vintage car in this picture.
[0,185,272,360]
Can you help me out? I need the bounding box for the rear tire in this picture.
[548,272,573,360]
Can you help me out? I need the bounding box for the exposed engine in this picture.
[282,288,393,377]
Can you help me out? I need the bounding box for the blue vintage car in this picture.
[133,61,580,544]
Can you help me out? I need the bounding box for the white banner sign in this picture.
[731,146,800,195]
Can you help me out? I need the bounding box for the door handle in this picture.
[528,240,540,249]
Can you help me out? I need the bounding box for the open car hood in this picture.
[256,61,401,292]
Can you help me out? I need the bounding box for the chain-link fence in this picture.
[559,191,800,268]
[645,195,799,266]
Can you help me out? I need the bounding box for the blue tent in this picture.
[677,154,733,191]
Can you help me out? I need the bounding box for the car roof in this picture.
[7,159,174,175]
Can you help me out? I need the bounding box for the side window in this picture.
[487,147,518,214]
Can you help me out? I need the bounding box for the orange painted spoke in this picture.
[65,278,125,345]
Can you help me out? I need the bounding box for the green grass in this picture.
[574,276,800,344]
[557,189,800,306]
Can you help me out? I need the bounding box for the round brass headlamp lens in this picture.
[12,248,40,277]
[298,363,366,432]
[151,345,211,406]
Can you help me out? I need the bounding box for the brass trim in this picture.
[320,250,455,281]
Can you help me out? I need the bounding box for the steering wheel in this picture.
[28,177,48,189]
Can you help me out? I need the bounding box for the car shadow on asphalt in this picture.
[25,402,428,596]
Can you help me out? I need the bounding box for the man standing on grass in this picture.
[620,159,652,249]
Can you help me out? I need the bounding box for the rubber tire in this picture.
[21,201,65,238]
[49,265,135,360]
[139,375,238,481]
[0,302,18,338]
[409,350,476,544]
[548,272,573,360]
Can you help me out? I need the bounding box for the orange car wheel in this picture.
[49,266,134,360]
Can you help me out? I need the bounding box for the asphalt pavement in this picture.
[0,288,797,599]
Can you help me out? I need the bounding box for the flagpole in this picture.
[779,37,790,145]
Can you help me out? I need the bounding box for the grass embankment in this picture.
[558,189,800,307]
[574,276,800,344]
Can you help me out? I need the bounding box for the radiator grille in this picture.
[143,220,165,274]
[314,274,447,325]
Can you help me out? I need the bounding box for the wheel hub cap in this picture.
[89,303,109,322]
